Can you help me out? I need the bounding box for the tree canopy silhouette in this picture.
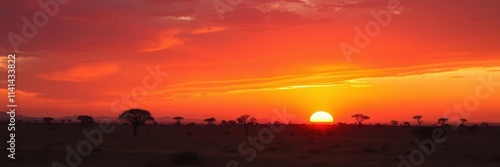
[351,114,370,126]
[413,115,423,127]
[77,115,94,127]
[119,108,155,136]
[437,118,449,126]
[459,118,468,127]
[228,120,237,126]
[391,120,398,126]
[43,117,54,124]
[173,117,184,126]
[204,117,216,125]
[237,114,257,136]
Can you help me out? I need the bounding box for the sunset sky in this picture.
[1,0,500,124]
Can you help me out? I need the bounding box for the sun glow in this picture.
[310,111,334,123]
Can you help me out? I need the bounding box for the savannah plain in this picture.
[2,123,500,167]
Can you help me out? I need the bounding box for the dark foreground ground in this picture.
[1,124,500,167]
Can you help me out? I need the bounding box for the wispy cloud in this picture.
[139,30,184,53]
[37,63,120,82]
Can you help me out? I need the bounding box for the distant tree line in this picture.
[349,114,485,128]
[4,110,494,137]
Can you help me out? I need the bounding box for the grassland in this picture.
[1,124,500,167]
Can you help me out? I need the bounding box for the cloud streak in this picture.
[37,63,120,82]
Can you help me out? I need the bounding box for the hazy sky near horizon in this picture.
[1,0,500,124]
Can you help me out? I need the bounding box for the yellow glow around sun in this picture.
[310,111,334,123]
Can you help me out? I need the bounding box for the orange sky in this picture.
[1,0,500,124]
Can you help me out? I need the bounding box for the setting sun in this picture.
[310,111,334,123]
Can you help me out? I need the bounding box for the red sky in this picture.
[1,0,500,124]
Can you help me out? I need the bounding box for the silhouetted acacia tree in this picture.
[403,122,411,126]
[173,117,184,125]
[43,117,54,124]
[391,120,399,126]
[221,120,228,125]
[119,108,155,136]
[437,118,449,126]
[237,114,257,136]
[77,115,94,127]
[459,118,467,127]
[351,114,370,126]
[413,115,423,127]
[204,117,216,125]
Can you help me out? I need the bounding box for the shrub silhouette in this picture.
[119,108,155,136]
